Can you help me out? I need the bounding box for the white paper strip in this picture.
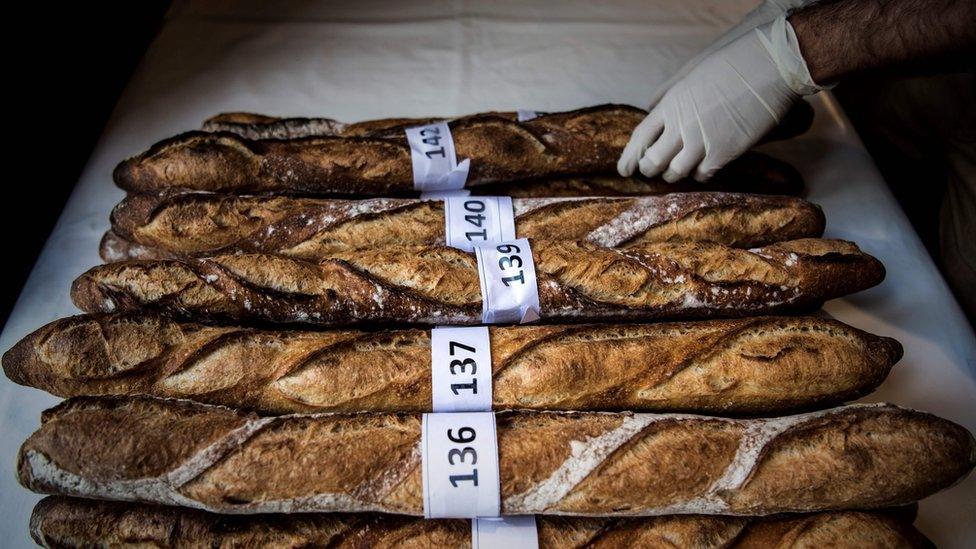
[445,196,516,252]
[472,516,540,549]
[422,412,501,518]
[406,121,470,191]
[430,326,493,412]
[475,238,541,324]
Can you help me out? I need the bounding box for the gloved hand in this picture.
[646,0,818,108]
[619,16,826,182]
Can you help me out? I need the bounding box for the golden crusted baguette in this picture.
[101,192,826,261]
[30,497,933,548]
[17,397,975,516]
[110,152,806,201]
[70,239,885,326]
[114,105,645,195]
[192,105,810,198]
[117,105,809,197]
[124,103,809,198]
[3,313,900,415]
[201,100,813,142]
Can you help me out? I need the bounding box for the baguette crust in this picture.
[71,239,885,326]
[30,497,933,548]
[17,397,975,516]
[102,192,825,261]
[202,110,519,140]
[3,313,900,415]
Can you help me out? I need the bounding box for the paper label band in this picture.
[406,121,470,191]
[472,516,540,549]
[445,196,516,252]
[422,412,501,518]
[430,326,493,412]
[475,238,541,324]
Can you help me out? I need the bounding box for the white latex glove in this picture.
[618,17,825,182]
[647,0,819,107]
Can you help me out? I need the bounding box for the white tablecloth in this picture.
[1,1,973,546]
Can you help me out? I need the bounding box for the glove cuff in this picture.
[756,16,831,96]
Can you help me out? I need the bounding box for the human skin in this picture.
[789,0,976,85]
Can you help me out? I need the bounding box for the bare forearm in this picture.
[790,0,976,84]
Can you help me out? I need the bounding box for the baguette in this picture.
[114,105,645,195]
[200,100,814,142]
[17,397,975,516]
[71,239,885,326]
[102,192,826,261]
[3,313,900,415]
[202,104,809,198]
[30,497,933,548]
[122,104,808,197]
[113,152,806,200]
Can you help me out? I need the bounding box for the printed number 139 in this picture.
[496,243,525,286]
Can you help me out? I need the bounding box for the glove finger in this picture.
[693,158,724,182]
[693,101,770,183]
[693,143,746,183]
[638,128,682,178]
[663,142,706,183]
[617,113,663,177]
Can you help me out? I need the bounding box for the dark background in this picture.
[2,3,970,330]
[2,2,171,326]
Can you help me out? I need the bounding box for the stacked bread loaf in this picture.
[4,104,973,548]
[113,104,810,197]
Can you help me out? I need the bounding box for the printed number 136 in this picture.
[447,426,479,487]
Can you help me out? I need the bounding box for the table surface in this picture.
[1,1,973,546]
